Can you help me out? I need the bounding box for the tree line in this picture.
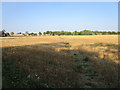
[0,29,119,37]
[43,30,119,36]
[0,30,42,37]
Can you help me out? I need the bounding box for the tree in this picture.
[29,32,34,36]
[43,32,46,35]
[5,32,10,36]
[0,30,10,37]
[10,32,14,36]
[38,32,42,36]
[0,30,6,36]
[17,32,22,34]
[52,33,55,36]
[33,33,37,36]
[80,30,92,35]
[73,31,79,35]
[0,30,3,37]
[45,31,53,35]
[22,33,26,36]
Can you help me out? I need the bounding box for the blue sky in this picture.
[2,2,118,33]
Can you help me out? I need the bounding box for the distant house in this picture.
[14,34,24,37]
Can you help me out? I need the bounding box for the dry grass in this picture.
[1,35,119,88]
[1,35,118,47]
[2,45,77,88]
[75,46,119,87]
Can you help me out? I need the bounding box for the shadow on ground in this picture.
[2,42,120,88]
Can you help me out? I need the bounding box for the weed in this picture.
[75,64,84,73]
[85,68,98,77]
[85,82,96,87]
[62,42,71,47]
[83,56,90,62]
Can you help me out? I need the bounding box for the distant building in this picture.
[14,34,24,36]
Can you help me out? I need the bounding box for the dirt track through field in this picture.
[68,49,109,88]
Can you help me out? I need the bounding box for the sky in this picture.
[2,2,118,33]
